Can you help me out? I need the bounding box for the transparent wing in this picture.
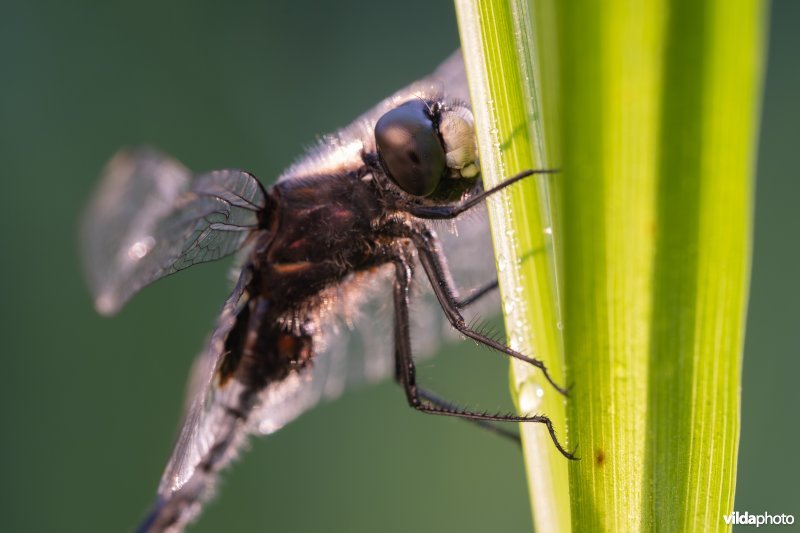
[278,50,468,182]
[80,148,266,315]
[157,267,252,497]
[139,267,253,531]
[430,50,469,102]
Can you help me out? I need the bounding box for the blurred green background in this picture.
[0,1,796,532]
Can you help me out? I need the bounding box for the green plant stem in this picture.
[558,1,767,530]
[455,2,570,532]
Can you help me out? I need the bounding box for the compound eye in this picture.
[374,100,446,197]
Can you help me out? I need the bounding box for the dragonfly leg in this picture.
[389,251,575,459]
[456,279,498,309]
[384,221,569,396]
[408,168,558,219]
[417,388,521,445]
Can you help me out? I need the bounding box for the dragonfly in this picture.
[81,51,573,533]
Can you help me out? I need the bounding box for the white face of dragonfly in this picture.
[439,105,479,179]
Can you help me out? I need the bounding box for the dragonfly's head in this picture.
[374,99,478,200]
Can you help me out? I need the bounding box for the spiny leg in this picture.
[384,220,568,396]
[417,388,521,445]
[389,251,574,459]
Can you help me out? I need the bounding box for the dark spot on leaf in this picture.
[595,449,605,467]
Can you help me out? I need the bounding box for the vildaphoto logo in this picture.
[723,511,795,527]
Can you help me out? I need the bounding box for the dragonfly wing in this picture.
[277,51,467,183]
[139,267,254,532]
[81,147,266,315]
[429,49,469,101]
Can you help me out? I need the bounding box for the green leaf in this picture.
[456,0,767,531]
[455,2,571,532]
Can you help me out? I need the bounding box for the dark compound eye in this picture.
[374,100,446,197]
